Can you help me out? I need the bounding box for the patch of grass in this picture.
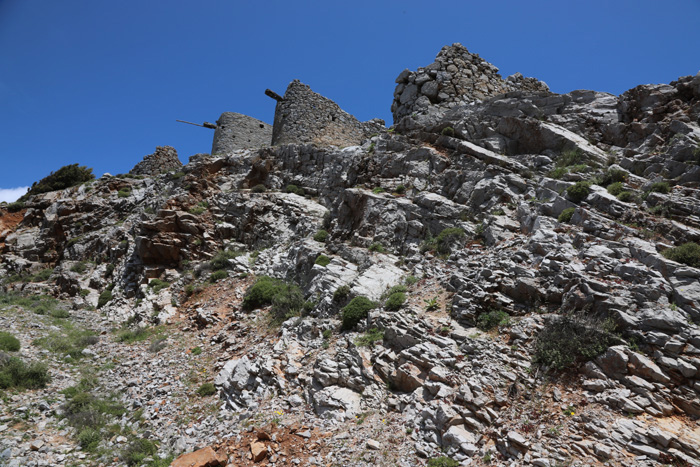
[209,248,243,271]
[34,326,98,360]
[315,254,331,267]
[188,206,205,215]
[616,191,635,202]
[372,187,385,194]
[422,227,466,255]
[557,148,584,168]
[368,242,386,253]
[650,181,670,194]
[566,181,591,203]
[341,296,376,330]
[116,327,150,344]
[30,268,54,282]
[121,438,158,466]
[70,262,88,274]
[147,279,170,294]
[606,182,624,196]
[117,188,131,198]
[242,276,306,325]
[0,293,62,315]
[209,270,228,282]
[313,230,329,243]
[548,167,568,179]
[196,382,216,397]
[50,309,70,319]
[557,207,575,223]
[0,332,20,352]
[534,315,617,370]
[476,309,510,331]
[354,327,383,347]
[427,456,459,467]
[190,346,202,356]
[0,355,50,390]
[662,242,700,268]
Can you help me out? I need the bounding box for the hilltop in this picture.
[1,43,700,467]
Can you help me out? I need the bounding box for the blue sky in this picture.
[1,0,699,201]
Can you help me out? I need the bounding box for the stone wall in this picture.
[392,43,549,122]
[211,112,272,154]
[130,146,182,176]
[271,80,383,147]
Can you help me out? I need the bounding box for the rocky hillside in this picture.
[1,43,700,467]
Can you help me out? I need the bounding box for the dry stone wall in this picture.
[392,43,549,122]
[271,80,383,147]
[211,112,272,154]
[130,146,182,175]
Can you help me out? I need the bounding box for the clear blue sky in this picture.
[1,0,699,201]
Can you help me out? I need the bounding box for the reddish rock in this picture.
[250,440,268,462]
[170,446,227,467]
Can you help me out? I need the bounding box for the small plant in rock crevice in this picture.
[341,296,376,330]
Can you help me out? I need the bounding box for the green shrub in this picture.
[122,438,158,466]
[0,332,20,352]
[395,184,406,194]
[354,328,384,347]
[650,181,670,194]
[404,275,418,286]
[242,276,306,324]
[105,263,115,277]
[97,289,112,309]
[71,262,88,274]
[368,242,386,253]
[662,242,700,268]
[0,355,50,390]
[477,309,510,331]
[285,184,305,196]
[117,188,131,198]
[600,168,628,186]
[557,148,584,168]
[30,268,54,282]
[616,191,634,202]
[372,187,385,194]
[548,167,568,179]
[196,382,217,397]
[341,296,376,330]
[188,206,205,215]
[385,285,407,296]
[427,456,459,467]
[190,346,202,356]
[557,207,575,223]
[50,309,70,319]
[333,285,351,303]
[315,255,331,267]
[435,227,465,254]
[209,248,242,271]
[116,327,150,344]
[6,201,25,212]
[209,270,228,282]
[251,184,266,193]
[534,315,616,370]
[147,279,170,293]
[384,292,406,311]
[171,171,185,179]
[20,163,94,201]
[77,427,102,451]
[566,181,591,203]
[606,182,624,196]
[440,127,455,137]
[313,230,329,243]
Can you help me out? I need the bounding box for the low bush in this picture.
[566,181,591,202]
[30,268,54,282]
[384,292,406,311]
[50,309,70,319]
[147,279,170,293]
[435,227,465,254]
[440,127,455,137]
[20,163,94,201]
[315,255,331,267]
[341,296,376,330]
[116,327,150,344]
[6,201,25,212]
[650,181,670,194]
[662,242,700,268]
[533,315,616,370]
[606,182,624,196]
[242,276,306,325]
[394,184,406,194]
[557,207,575,223]
[333,285,351,304]
[427,456,459,467]
[209,248,243,271]
[476,309,510,331]
[616,191,635,202]
[196,382,217,397]
[209,270,228,282]
[34,327,98,359]
[122,438,158,466]
[354,328,384,347]
[70,262,88,274]
[97,289,112,309]
[599,168,628,186]
[313,230,329,242]
[0,332,20,352]
[251,184,266,193]
[117,188,131,198]
[556,148,584,168]
[0,354,50,390]
[285,184,305,196]
[372,187,385,194]
[368,242,386,253]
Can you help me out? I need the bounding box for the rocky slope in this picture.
[1,44,700,467]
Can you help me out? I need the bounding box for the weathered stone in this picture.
[170,446,227,467]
